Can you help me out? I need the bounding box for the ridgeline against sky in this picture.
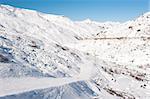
[0,0,149,22]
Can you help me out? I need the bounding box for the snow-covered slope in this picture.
[74,12,150,65]
[0,5,150,99]
[0,5,109,99]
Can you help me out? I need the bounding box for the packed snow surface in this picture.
[0,5,150,99]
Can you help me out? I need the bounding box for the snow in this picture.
[0,4,150,99]
[0,77,83,97]
[0,56,96,97]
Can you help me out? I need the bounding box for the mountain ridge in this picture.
[0,5,150,99]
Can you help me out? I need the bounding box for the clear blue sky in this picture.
[0,0,149,22]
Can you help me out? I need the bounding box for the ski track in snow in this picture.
[0,60,94,97]
[0,77,83,97]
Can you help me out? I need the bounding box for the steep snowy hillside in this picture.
[0,5,112,99]
[0,5,150,99]
[74,12,150,65]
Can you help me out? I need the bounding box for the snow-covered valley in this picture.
[0,5,150,99]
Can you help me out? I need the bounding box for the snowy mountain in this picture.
[0,5,150,99]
